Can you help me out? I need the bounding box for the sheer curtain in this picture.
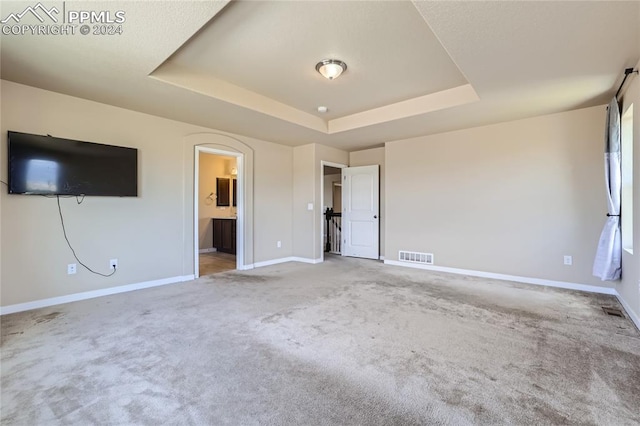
[593,97,622,281]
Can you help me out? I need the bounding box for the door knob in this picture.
[374,215,377,219]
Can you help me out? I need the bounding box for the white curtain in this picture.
[593,97,622,281]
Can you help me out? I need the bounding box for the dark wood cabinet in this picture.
[212,218,236,254]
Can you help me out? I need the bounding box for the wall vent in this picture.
[399,250,433,265]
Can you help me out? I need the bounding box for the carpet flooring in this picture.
[1,256,639,425]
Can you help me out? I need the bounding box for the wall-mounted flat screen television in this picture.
[8,131,138,196]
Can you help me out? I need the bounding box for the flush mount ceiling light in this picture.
[316,59,347,80]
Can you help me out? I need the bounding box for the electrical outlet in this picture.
[110,259,118,270]
[564,255,573,266]
[277,241,282,248]
[307,203,313,211]
[67,263,77,275]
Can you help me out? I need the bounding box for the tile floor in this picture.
[199,251,236,276]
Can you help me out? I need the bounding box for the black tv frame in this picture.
[7,131,138,197]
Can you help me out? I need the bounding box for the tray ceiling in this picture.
[1,1,638,151]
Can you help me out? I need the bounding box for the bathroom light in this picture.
[316,59,347,80]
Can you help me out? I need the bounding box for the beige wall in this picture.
[292,144,315,260]
[3,78,635,319]
[350,147,385,258]
[252,139,293,262]
[292,144,348,261]
[1,80,293,307]
[617,59,640,322]
[385,105,611,288]
[198,153,236,250]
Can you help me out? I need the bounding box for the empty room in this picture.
[1,1,639,424]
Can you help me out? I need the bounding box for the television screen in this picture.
[8,131,138,196]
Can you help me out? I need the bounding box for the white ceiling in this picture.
[1,1,638,152]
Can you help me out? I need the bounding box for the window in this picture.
[621,104,633,253]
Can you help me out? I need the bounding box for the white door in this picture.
[342,165,379,259]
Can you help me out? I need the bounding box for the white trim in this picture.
[237,264,254,271]
[383,260,617,295]
[291,257,324,264]
[253,257,296,268]
[240,256,323,270]
[195,147,244,277]
[5,260,638,331]
[383,261,640,329]
[615,292,640,331]
[199,248,217,254]
[194,148,200,277]
[322,161,348,169]
[0,275,194,316]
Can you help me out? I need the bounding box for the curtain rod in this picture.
[615,67,639,99]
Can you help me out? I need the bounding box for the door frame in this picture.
[194,146,244,277]
[320,160,348,262]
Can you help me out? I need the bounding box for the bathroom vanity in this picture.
[212,218,236,254]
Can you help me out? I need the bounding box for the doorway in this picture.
[195,147,244,277]
[321,161,347,261]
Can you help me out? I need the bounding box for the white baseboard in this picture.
[383,260,617,295]
[383,260,640,328]
[199,248,217,254]
[253,257,296,268]
[7,259,638,331]
[291,257,323,264]
[0,275,195,316]
[615,292,640,331]
[245,256,323,270]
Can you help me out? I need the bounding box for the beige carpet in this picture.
[2,256,639,425]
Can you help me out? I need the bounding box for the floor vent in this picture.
[399,251,434,265]
[602,307,625,318]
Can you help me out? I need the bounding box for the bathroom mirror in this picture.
[216,178,230,206]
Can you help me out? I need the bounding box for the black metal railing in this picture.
[324,208,342,254]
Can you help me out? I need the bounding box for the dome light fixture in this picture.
[316,59,347,80]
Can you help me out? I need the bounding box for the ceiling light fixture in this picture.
[316,59,347,80]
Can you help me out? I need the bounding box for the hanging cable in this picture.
[56,195,116,277]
